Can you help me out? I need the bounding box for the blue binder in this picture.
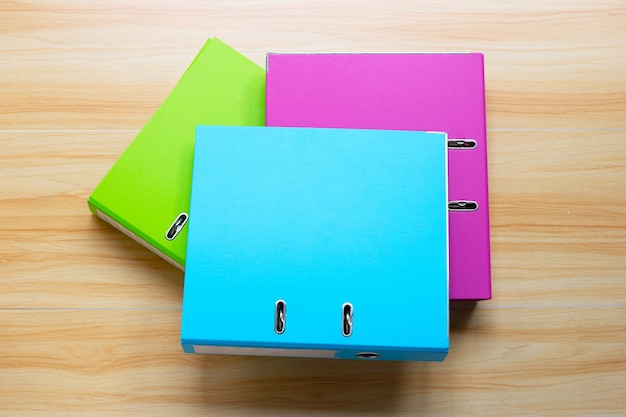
[181,126,449,361]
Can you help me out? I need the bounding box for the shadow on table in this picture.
[198,355,410,413]
[450,300,478,330]
[89,215,184,278]
[194,302,479,413]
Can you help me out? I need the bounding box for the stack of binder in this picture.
[88,37,491,362]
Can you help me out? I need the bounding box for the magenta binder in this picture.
[266,53,491,300]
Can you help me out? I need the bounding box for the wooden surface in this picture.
[1,1,625,415]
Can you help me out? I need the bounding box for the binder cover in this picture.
[182,126,449,361]
[266,52,491,300]
[87,38,266,268]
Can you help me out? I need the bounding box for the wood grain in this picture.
[2,130,624,308]
[1,0,625,415]
[1,0,625,130]
[1,308,624,416]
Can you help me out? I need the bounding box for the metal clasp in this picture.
[448,139,477,149]
[448,201,479,211]
[274,300,286,334]
[356,352,380,359]
[342,302,353,337]
[165,213,188,240]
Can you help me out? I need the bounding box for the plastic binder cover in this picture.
[266,52,491,300]
[182,126,449,361]
[87,38,266,269]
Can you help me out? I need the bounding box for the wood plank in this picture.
[1,0,624,129]
[0,308,624,416]
[488,129,626,305]
[0,131,183,308]
[2,130,624,308]
[1,1,625,414]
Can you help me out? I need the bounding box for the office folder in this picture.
[266,52,491,300]
[182,126,449,361]
[87,38,266,268]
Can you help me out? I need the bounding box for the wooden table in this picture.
[1,1,625,415]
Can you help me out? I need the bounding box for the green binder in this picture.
[88,38,266,269]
